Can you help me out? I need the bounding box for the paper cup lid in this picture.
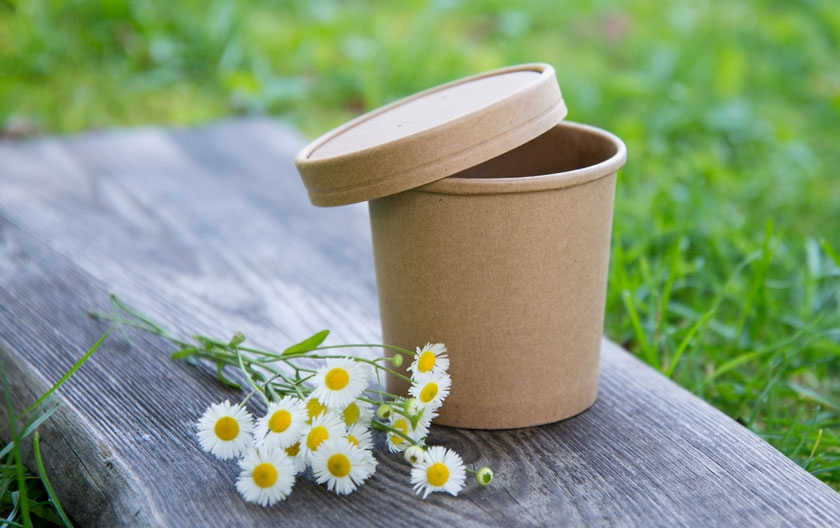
[294,63,567,206]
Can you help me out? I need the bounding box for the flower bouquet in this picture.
[96,295,492,505]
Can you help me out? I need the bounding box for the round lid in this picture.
[294,63,567,207]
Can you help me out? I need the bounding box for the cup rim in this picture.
[415,121,626,196]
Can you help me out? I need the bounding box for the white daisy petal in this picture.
[410,445,466,499]
[235,447,296,506]
[311,437,377,495]
[255,396,308,449]
[282,442,307,474]
[408,343,449,378]
[299,411,346,466]
[196,400,254,460]
[408,371,451,410]
[386,412,429,453]
[413,404,439,429]
[310,357,370,409]
[345,423,374,451]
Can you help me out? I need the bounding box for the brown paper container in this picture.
[295,64,566,207]
[369,121,626,429]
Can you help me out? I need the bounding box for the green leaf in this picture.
[788,383,840,410]
[215,363,242,389]
[21,329,111,419]
[810,464,840,476]
[194,335,228,348]
[282,330,329,356]
[20,401,61,441]
[33,432,73,528]
[4,490,22,526]
[819,239,840,268]
[170,347,199,360]
[664,308,715,378]
[0,440,14,460]
[228,332,246,348]
[620,291,656,368]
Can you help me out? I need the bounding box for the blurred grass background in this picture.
[2,0,839,493]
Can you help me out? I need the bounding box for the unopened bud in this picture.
[404,445,425,465]
[404,398,421,418]
[476,467,493,487]
[376,404,393,420]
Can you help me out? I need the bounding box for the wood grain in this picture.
[1,118,838,527]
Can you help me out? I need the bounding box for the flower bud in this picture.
[404,445,425,465]
[392,353,404,368]
[404,398,421,418]
[376,404,393,420]
[476,467,493,487]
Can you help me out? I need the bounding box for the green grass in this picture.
[2,331,110,527]
[1,0,838,499]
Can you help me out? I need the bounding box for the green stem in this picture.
[314,343,416,357]
[370,419,422,447]
[297,354,413,384]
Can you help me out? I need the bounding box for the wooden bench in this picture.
[1,118,838,527]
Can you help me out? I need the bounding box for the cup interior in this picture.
[451,122,621,179]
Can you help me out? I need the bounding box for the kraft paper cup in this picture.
[368,121,627,429]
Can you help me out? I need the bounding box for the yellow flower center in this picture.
[426,462,450,487]
[417,351,436,373]
[214,416,239,441]
[389,418,408,446]
[419,382,438,403]
[306,398,326,421]
[285,442,300,457]
[325,367,350,391]
[307,425,329,451]
[252,462,278,488]
[347,435,359,447]
[343,402,360,426]
[327,453,352,478]
[268,409,292,433]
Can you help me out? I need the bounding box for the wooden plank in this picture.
[1,118,838,527]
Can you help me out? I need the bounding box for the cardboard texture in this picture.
[294,63,627,429]
[295,63,566,207]
[369,122,626,428]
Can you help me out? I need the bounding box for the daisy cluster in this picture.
[195,343,490,506]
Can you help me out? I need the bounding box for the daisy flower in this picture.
[283,442,307,474]
[386,412,429,453]
[408,371,451,410]
[402,397,438,429]
[196,400,254,460]
[413,404,439,430]
[255,396,308,449]
[408,343,449,378]
[345,423,373,451]
[235,447,296,506]
[410,446,466,499]
[311,437,377,495]
[340,400,374,428]
[310,357,370,409]
[305,396,328,423]
[299,411,346,465]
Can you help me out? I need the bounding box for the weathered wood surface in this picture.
[0,118,838,527]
